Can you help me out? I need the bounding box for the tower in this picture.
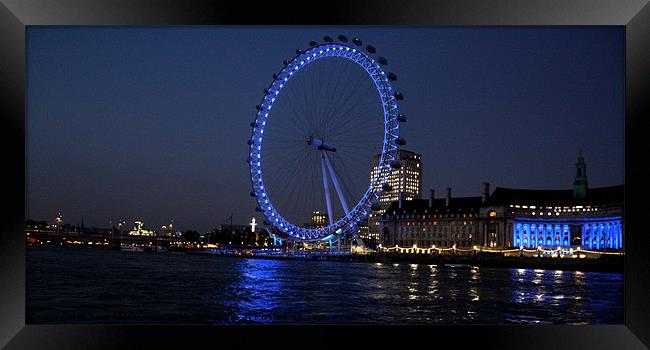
[370,150,422,208]
[369,150,422,243]
[573,151,588,198]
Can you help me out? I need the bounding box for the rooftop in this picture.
[382,197,482,218]
[488,185,624,205]
[379,184,624,219]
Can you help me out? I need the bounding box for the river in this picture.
[26,246,623,324]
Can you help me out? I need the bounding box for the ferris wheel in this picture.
[248,35,406,241]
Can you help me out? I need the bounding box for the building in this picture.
[370,149,422,207]
[379,154,624,251]
[379,189,481,248]
[25,218,114,246]
[357,218,373,241]
[487,184,623,250]
[217,223,251,232]
[368,150,422,242]
[310,211,328,228]
[160,220,180,238]
[127,221,157,236]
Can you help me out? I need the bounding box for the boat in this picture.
[120,245,145,252]
[443,263,473,269]
[186,248,219,255]
[143,245,169,253]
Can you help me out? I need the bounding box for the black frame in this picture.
[2,0,649,349]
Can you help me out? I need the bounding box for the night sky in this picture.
[26,27,624,232]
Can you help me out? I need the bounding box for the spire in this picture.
[573,151,588,198]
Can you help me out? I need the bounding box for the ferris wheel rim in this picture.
[248,40,401,240]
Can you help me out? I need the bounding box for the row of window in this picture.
[399,226,475,235]
[384,212,477,220]
[395,240,474,248]
[398,232,474,240]
[402,220,474,226]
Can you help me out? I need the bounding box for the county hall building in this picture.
[378,154,624,251]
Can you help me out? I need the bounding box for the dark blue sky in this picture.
[27,27,624,232]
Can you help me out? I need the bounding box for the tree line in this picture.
[181,227,273,246]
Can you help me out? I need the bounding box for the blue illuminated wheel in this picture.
[248,35,405,241]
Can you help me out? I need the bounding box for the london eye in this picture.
[248,35,406,242]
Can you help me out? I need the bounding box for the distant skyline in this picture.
[27,27,624,232]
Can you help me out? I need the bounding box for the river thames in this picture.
[26,246,623,324]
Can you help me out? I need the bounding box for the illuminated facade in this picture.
[512,218,622,250]
[160,220,179,238]
[127,221,157,237]
[370,150,422,206]
[310,211,328,228]
[379,188,481,248]
[379,155,624,251]
[491,185,623,250]
[357,219,373,242]
[368,150,422,242]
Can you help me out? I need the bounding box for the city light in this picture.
[22,27,627,329]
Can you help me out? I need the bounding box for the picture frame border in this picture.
[1,1,648,348]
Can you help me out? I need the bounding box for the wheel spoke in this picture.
[249,42,401,240]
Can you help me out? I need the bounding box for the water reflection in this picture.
[428,265,440,299]
[506,267,624,323]
[469,267,480,302]
[27,248,624,325]
[224,259,284,323]
[407,263,420,301]
[447,268,460,301]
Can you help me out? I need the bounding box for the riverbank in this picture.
[28,244,623,273]
[194,249,624,273]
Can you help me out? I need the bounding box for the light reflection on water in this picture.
[27,247,623,324]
